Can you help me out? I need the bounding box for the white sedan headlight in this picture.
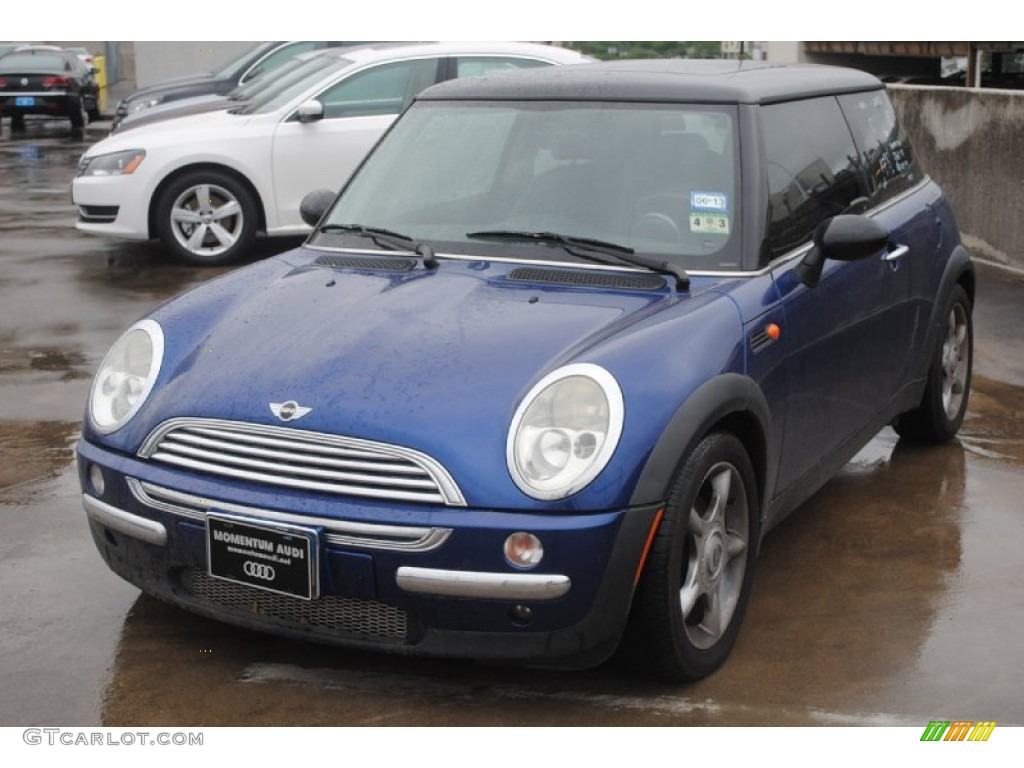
[89,319,164,434]
[507,363,624,500]
[77,149,145,177]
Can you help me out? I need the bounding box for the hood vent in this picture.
[312,253,417,272]
[508,267,666,291]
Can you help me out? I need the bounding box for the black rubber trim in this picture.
[629,373,775,514]
[508,267,666,291]
[312,253,417,272]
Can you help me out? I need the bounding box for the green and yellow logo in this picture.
[920,720,997,741]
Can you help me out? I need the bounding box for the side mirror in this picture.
[300,189,337,227]
[294,100,324,124]
[796,214,889,288]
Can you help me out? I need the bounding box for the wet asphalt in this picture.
[1,116,1023,727]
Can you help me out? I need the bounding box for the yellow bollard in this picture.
[94,54,108,117]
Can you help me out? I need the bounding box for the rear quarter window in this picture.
[838,90,919,205]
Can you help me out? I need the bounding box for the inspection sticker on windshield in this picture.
[691,191,729,212]
[690,191,730,234]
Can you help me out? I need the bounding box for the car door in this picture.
[269,57,443,232]
[763,95,917,493]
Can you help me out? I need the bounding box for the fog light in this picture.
[88,464,105,497]
[504,532,543,569]
[510,604,533,624]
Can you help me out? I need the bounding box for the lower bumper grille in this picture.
[78,204,119,223]
[183,567,409,642]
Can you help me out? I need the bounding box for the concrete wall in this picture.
[889,85,1024,269]
[133,42,257,88]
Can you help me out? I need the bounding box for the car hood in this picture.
[123,73,222,102]
[86,109,259,154]
[100,249,738,509]
[114,95,233,133]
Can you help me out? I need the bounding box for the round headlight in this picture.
[507,363,624,500]
[89,319,164,434]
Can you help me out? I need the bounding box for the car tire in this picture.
[894,284,973,443]
[626,432,760,681]
[69,98,87,129]
[154,170,258,266]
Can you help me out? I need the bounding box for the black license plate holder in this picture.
[206,513,319,600]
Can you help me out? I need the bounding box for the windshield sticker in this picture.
[690,213,730,235]
[690,191,729,212]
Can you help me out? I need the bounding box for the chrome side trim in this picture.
[127,478,452,553]
[396,566,571,601]
[82,494,167,546]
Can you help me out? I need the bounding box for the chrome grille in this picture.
[127,478,452,552]
[139,418,465,506]
[184,568,408,641]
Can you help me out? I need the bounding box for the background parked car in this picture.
[111,48,342,134]
[65,47,95,67]
[0,47,99,129]
[73,42,592,265]
[112,41,370,129]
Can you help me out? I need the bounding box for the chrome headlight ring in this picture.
[89,319,164,434]
[506,363,624,501]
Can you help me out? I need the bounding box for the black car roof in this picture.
[416,59,883,105]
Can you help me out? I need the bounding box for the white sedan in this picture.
[72,42,591,265]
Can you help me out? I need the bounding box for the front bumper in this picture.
[71,172,151,240]
[78,438,660,667]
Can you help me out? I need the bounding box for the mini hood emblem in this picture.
[269,400,312,422]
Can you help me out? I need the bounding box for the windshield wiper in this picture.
[317,224,438,268]
[466,230,689,289]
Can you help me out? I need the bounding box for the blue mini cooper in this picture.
[78,60,974,680]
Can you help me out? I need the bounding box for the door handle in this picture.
[883,244,910,262]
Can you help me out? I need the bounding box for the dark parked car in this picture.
[112,41,366,128]
[78,60,974,681]
[0,47,99,129]
[110,48,344,134]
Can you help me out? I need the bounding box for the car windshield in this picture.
[318,100,743,271]
[230,53,348,106]
[211,41,272,79]
[0,53,70,73]
[235,56,354,115]
[227,53,312,100]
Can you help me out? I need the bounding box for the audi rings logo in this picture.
[243,561,276,581]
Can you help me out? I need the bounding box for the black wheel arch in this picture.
[915,244,975,383]
[628,373,776,532]
[148,163,267,240]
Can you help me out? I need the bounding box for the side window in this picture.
[243,42,324,83]
[454,56,550,78]
[761,97,868,259]
[315,59,439,119]
[838,91,919,205]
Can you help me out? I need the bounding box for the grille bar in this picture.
[140,418,466,506]
[128,479,452,552]
[152,440,438,489]
[164,430,427,475]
